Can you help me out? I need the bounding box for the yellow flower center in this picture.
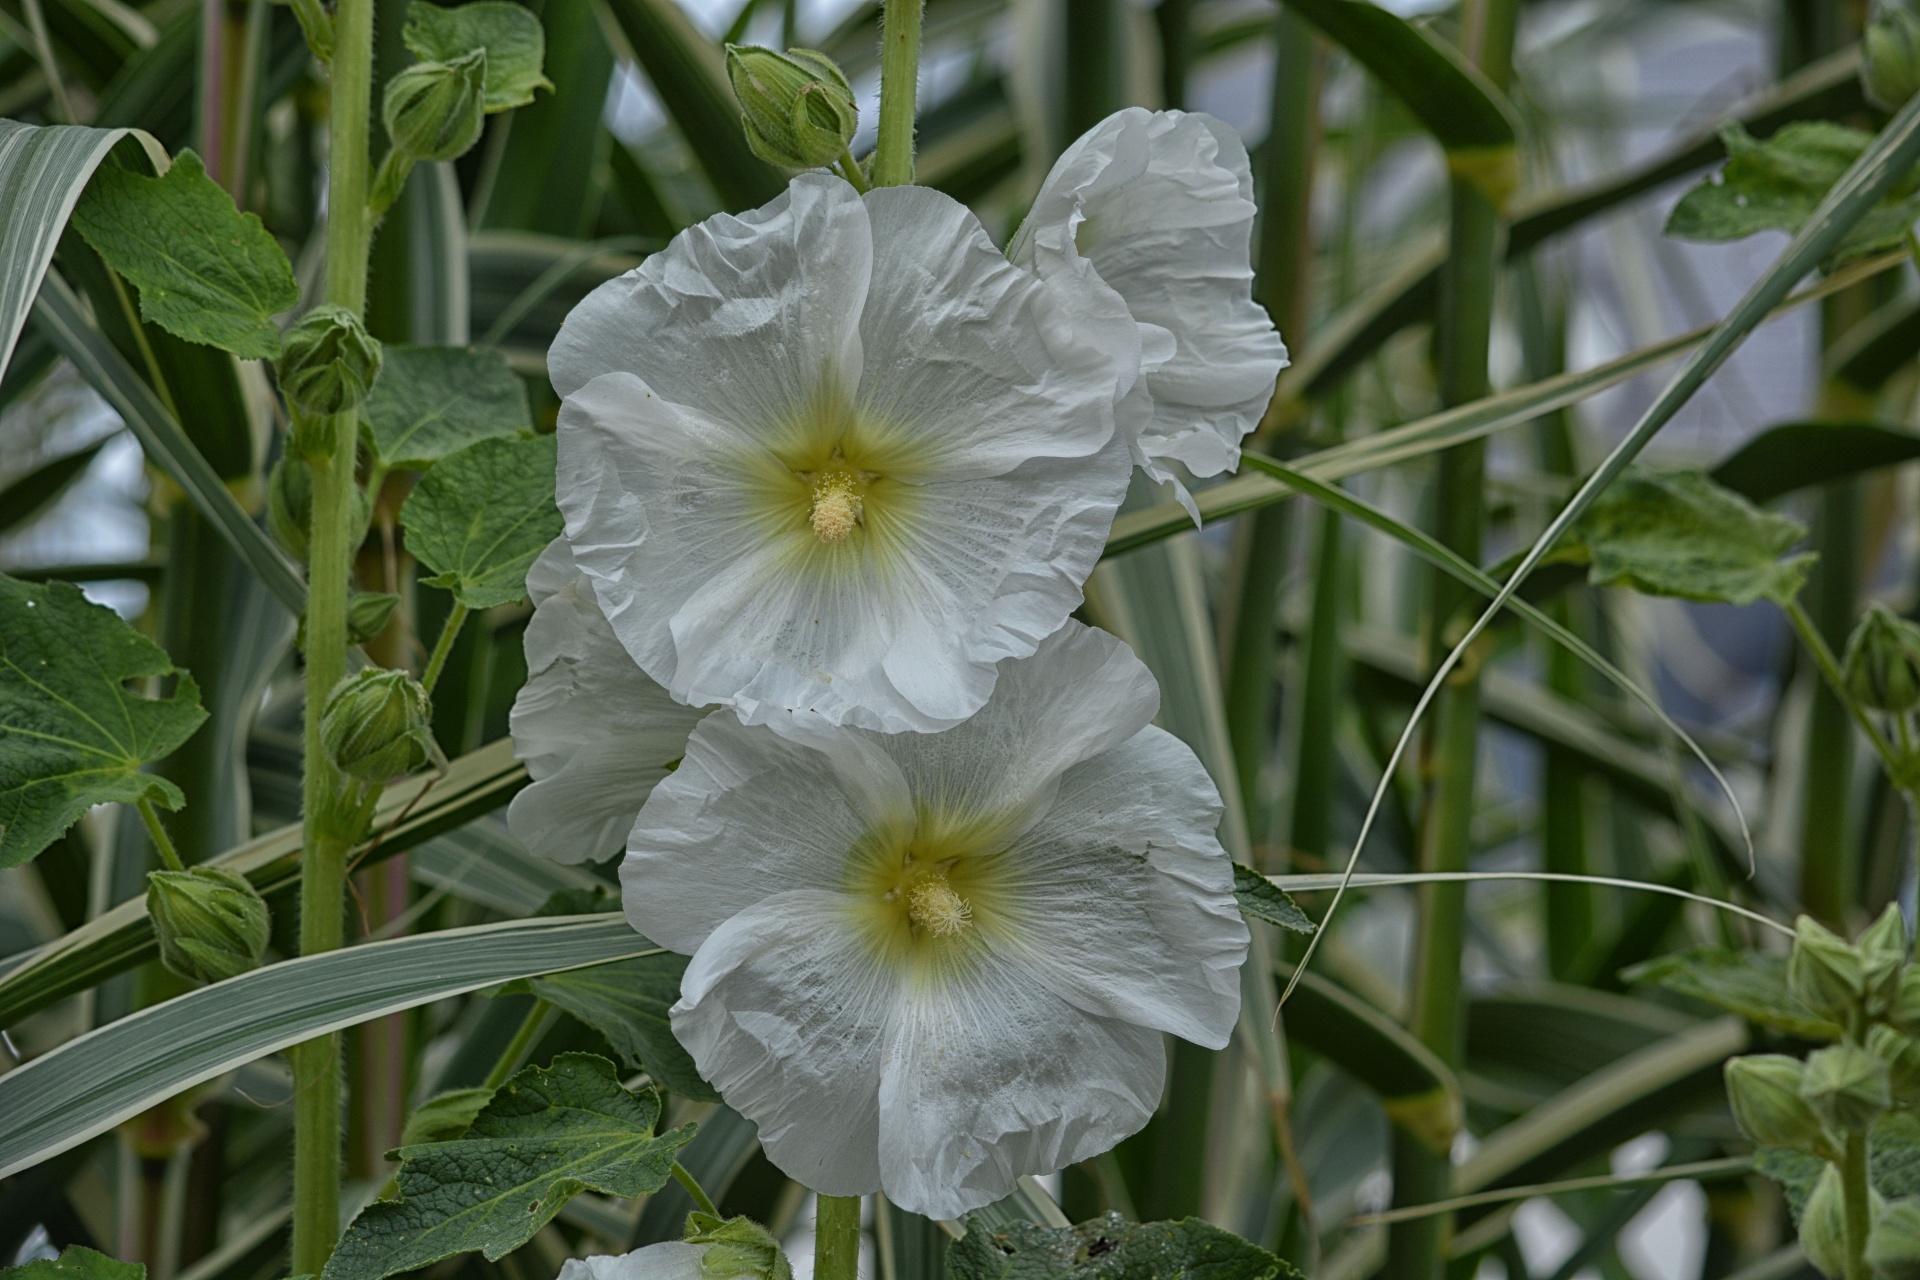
[809,469,863,543]
[907,873,973,937]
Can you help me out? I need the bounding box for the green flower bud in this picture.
[277,305,383,417]
[1726,1054,1830,1155]
[1862,903,1911,1018]
[1845,603,1920,714]
[1866,0,1920,113]
[348,592,399,645]
[147,865,271,984]
[1892,968,1920,1036]
[725,45,857,170]
[684,1213,792,1280]
[385,49,487,163]
[1791,914,1867,1023]
[1804,1164,1865,1280]
[1802,1042,1891,1133]
[1870,1196,1920,1280]
[268,457,370,565]
[321,668,434,784]
[1870,1024,1920,1107]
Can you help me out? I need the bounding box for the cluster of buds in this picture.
[1725,908,1920,1277]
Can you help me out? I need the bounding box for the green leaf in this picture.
[0,574,207,867]
[947,1213,1296,1280]
[0,1246,145,1280]
[1575,469,1815,606]
[401,434,561,609]
[400,1088,496,1146]
[525,957,718,1102]
[1232,865,1314,934]
[1623,948,1840,1041]
[1712,421,1920,505]
[0,438,107,536]
[403,1,553,112]
[324,1053,695,1280]
[0,912,653,1178]
[1666,122,1920,264]
[1758,1110,1920,1220]
[363,345,533,470]
[69,149,299,359]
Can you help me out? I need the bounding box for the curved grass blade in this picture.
[1348,1157,1752,1226]
[1239,456,1752,867]
[0,914,659,1178]
[31,268,305,613]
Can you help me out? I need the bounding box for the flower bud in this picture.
[1861,903,1911,1017]
[147,866,271,984]
[685,1213,792,1280]
[1892,968,1920,1036]
[725,45,857,170]
[1791,914,1868,1023]
[321,668,434,784]
[1870,1024,1920,1107]
[1870,1196,1920,1280]
[269,457,370,565]
[1726,1054,1830,1155]
[385,49,487,163]
[1866,0,1920,113]
[1802,1042,1891,1133]
[1804,1164,1858,1279]
[277,305,383,417]
[348,592,399,645]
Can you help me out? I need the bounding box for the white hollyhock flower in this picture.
[506,538,706,864]
[621,621,1249,1220]
[1011,107,1289,517]
[557,1245,708,1280]
[550,173,1135,734]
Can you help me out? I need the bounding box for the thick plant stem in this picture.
[870,0,923,187]
[290,0,376,1267]
[1844,1127,1872,1280]
[815,1194,862,1280]
[1801,480,1862,928]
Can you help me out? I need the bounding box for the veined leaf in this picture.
[1712,421,1920,504]
[70,149,298,359]
[363,345,532,470]
[404,1,552,112]
[401,1088,495,1146]
[1232,864,1314,934]
[325,1054,694,1280]
[517,958,716,1102]
[0,914,657,1178]
[0,1246,144,1280]
[949,1212,1296,1280]
[1623,949,1839,1040]
[0,118,166,387]
[402,433,561,609]
[0,574,206,866]
[1576,469,1814,606]
[1667,122,1920,264]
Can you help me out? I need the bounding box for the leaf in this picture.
[363,345,533,470]
[401,1088,496,1146]
[1232,865,1315,934]
[69,149,298,359]
[1575,469,1815,606]
[1622,948,1839,1040]
[323,1053,695,1280]
[0,575,207,867]
[403,1,553,113]
[0,438,107,536]
[0,1246,145,1280]
[401,434,561,609]
[1757,1110,1920,1221]
[947,1213,1296,1280]
[525,957,718,1102]
[1711,421,1920,505]
[1666,122,1920,265]
[0,913,655,1178]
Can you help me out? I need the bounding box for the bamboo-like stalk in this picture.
[870,0,923,187]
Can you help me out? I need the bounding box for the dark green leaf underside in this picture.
[948,1213,1298,1280]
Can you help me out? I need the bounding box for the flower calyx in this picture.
[386,48,488,164]
[321,667,435,785]
[1801,1042,1892,1133]
[1871,1196,1920,1280]
[1845,603,1920,714]
[1867,0,1920,112]
[725,45,857,170]
[684,1213,793,1280]
[1725,1054,1834,1158]
[277,304,383,419]
[148,865,272,984]
[1790,914,1868,1024]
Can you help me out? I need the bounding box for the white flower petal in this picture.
[671,890,895,1198]
[507,540,705,865]
[558,1243,710,1280]
[623,712,910,954]
[549,174,869,409]
[1016,108,1289,503]
[1000,725,1248,1047]
[876,948,1165,1220]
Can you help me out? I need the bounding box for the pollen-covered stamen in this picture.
[908,874,972,937]
[809,471,863,542]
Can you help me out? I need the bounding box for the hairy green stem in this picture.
[421,603,469,696]
[836,148,871,193]
[290,0,376,1265]
[1788,600,1900,771]
[815,1194,862,1280]
[870,0,923,186]
[481,997,552,1091]
[673,1161,721,1218]
[1844,1126,1872,1280]
[136,797,186,874]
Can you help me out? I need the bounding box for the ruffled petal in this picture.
[1017,108,1289,503]
[507,539,706,865]
[622,711,910,954]
[671,890,895,1198]
[998,725,1247,1047]
[558,1243,710,1280]
[876,947,1165,1220]
[549,173,869,411]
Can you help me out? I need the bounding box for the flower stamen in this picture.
[908,875,972,937]
[809,471,863,542]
